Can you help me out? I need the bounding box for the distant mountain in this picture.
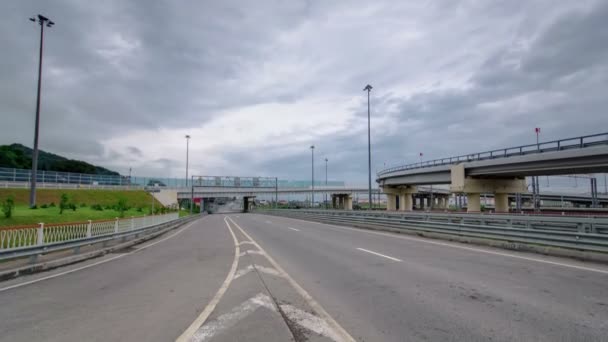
[0,144,120,176]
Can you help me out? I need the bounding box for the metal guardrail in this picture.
[0,212,182,261]
[378,132,608,176]
[260,209,608,253]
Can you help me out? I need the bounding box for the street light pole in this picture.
[28,14,54,208]
[325,157,328,209]
[310,145,315,208]
[185,135,190,188]
[363,84,373,210]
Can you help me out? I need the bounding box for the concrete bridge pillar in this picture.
[382,186,417,212]
[330,194,352,210]
[467,193,481,212]
[399,194,413,211]
[494,193,509,213]
[449,164,527,213]
[437,196,446,209]
[387,194,397,211]
[419,197,425,210]
[345,196,353,210]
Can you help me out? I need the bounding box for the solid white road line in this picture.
[227,216,356,342]
[191,293,277,342]
[238,250,264,257]
[356,248,402,262]
[175,217,241,342]
[278,216,608,275]
[237,241,255,246]
[233,264,282,280]
[0,219,202,293]
[288,227,300,231]
[280,304,341,342]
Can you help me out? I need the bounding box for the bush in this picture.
[30,205,38,209]
[80,203,87,208]
[59,193,69,214]
[69,203,77,211]
[136,206,143,213]
[104,205,112,210]
[116,198,128,218]
[91,204,104,211]
[40,203,49,209]
[49,202,56,207]
[2,196,15,218]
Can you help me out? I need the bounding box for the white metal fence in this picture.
[0,212,179,251]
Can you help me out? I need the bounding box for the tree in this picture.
[2,196,15,218]
[59,193,69,214]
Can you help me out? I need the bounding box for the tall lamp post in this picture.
[310,145,315,208]
[185,135,191,188]
[324,157,328,209]
[28,14,54,208]
[363,84,373,210]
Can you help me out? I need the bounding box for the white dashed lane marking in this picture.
[356,248,402,262]
[288,227,300,231]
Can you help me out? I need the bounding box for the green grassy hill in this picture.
[0,144,119,175]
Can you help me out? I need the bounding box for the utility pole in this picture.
[190,176,194,215]
[28,14,54,208]
[364,84,373,210]
[310,145,315,208]
[325,158,328,209]
[185,135,191,188]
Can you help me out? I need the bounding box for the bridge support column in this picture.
[449,164,527,213]
[494,193,509,213]
[437,196,446,209]
[419,197,425,210]
[345,196,353,210]
[399,194,413,211]
[387,194,397,211]
[467,193,481,212]
[331,194,352,210]
[382,186,417,212]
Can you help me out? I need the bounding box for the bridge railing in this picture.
[377,132,608,177]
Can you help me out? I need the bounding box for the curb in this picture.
[0,216,202,282]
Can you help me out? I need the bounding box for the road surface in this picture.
[0,213,607,341]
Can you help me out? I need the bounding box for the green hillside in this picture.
[0,143,119,175]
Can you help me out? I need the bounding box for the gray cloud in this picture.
[1,0,606,185]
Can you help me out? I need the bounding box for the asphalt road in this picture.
[0,216,236,342]
[231,213,608,342]
[1,213,607,341]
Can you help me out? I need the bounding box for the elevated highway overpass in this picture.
[377,133,608,212]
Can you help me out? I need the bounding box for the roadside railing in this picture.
[259,209,608,254]
[0,212,179,253]
[377,132,608,177]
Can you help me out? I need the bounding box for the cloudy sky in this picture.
[1,0,606,185]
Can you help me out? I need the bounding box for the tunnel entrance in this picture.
[243,196,256,213]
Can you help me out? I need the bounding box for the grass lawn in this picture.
[0,205,154,227]
[0,189,161,208]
